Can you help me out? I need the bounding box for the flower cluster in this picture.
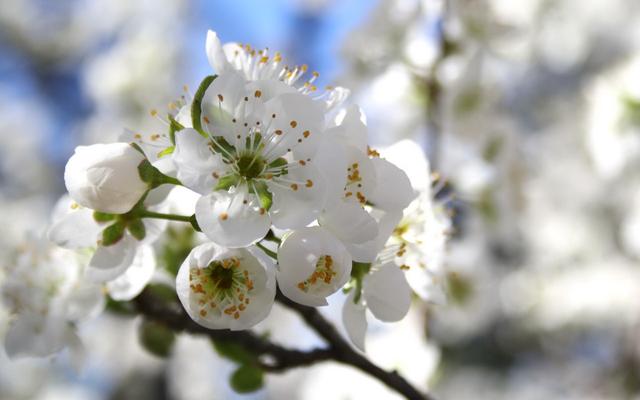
[3,31,450,357]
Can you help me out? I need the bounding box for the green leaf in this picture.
[160,227,196,276]
[157,146,175,158]
[212,340,256,365]
[105,297,136,316]
[101,221,126,246]
[147,283,179,303]
[93,211,116,223]
[168,114,185,145]
[191,75,217,136]
[214,174,240,191]
[251,181,273,211]
[127,218,146,241]
[139,320,175,358]
[230,364,264,393]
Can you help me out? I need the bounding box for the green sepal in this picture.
[139,319,176,358]
[127,218,146,241]
[101,221,126,246]
[214,174,240,191]
[138,159,182,188]
[251,181,273,211]
[129,142,145,156]
[93,211,116,223]
[146,283,179,303]
[157,146,175,158]
[230,364,264,393]
[160,227,196,276]
[105,297,136,316]
[191,75,217,136]
[350,262,372,304]
[168,114,185,145]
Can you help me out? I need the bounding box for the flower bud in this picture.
[64,143,148,214]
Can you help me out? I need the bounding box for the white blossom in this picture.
[176,242,276,330]
[277,226,352,307]
[173,70,328,247]
[64,142,148,214]
[1,235,104,358]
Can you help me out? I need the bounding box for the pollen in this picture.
[219,213,229,221]
[299,160,306,165]
[150,109,158,116]
[203,116,210,124]
[290,184,299,191]
[303,130,310,138]
[275,130,283,135]
[367,146,380,157]
[306,179,313,188]
[290,120,298,128]
[217,94,224,102]
[254,90,262,98]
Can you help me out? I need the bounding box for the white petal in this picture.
[206,30,231,74]
[313,135,348,208]
[319,200,378,244]
[333,105,369,152]
[405,267,447,305]
[262,92,325,160]
[367,158,416,212]
[107,245,156,301]
[201,71,253,144]
[277,227,352,307]
[381,139,431,192]
[195,190,271,248]
[268,163,327,230]
[65,282,105,321]
[48,207,102,249]
[173,128,226,194]
[363,263,412,322]
[342,291,367,352]
[345,209,403,262]
[4,313,74,358]
[85,235,137,282]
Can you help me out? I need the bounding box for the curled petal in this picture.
[342,291,368,352]
[277,227,352,307]
[107,245,156,301]
[85,235,137,282]
[363,263,411,322]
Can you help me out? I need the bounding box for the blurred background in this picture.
[2,0,640,398]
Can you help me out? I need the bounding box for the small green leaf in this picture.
[157,146,175,158]
[127,218,146,241]
[350,262,371,303]
[139,320,176,358]
[93,211,115,222]
[129,142,146,156]
[191,75,217,135]
[214,174,240,191]
[147,283,179,303]
[230,364,264,393]
[168,114,184,145]
[105,297,136,316]
[212,340,256,365]
[102,222,126,246]
[251,181,273,211]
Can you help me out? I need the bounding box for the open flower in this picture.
[277,226,352,307]
[1,234,104,358]
[176,242,276,330]
[205,30,349,111]
[64,142,148,214]
[316,106,415,261]
[173,70,328,247]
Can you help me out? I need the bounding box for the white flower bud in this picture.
[64,143,148,214]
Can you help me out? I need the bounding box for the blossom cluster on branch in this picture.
[1,31,450,381]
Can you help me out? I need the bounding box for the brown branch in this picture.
[133,288,332,371]
[133,287,434,400]
[275,289,433,400]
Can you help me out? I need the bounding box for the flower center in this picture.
[297,255,337,294]
[236,153,265,180]
[189,256,254,320]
